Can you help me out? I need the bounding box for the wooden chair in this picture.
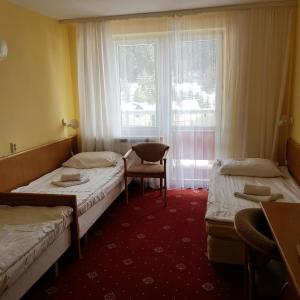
[234,208,285,300]
[122,142,169,207]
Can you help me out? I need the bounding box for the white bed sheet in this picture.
[0,206,72,296]
[205,162,300,224]
[13,156,124,216]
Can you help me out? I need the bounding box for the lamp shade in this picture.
[68,119,79,129]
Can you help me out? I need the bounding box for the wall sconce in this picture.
[0,39,8,61]
[62,118,79,129]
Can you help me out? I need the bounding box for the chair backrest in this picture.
[234,208,278,258]
[132,143,169,163]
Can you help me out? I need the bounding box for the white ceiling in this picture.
[9,0,280,20]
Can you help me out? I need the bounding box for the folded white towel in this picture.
[234,192,283,203]
[52,177,89,187]
[61,173,82,182]
[243,184,271,196]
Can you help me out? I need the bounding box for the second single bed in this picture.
[205,158,300,264]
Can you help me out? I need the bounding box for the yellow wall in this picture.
[68,25,80,134]
[0,0,76,157]
[291,0,300,143]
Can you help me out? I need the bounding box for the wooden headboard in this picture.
[287,138,300,186]
[0,136,77,192]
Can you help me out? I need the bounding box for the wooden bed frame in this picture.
[287,138,300,185]
[0,135,128,299]
[0,135,128,238]
[0,136,77,192]
[0,136,80,300]
[0,135,80,255]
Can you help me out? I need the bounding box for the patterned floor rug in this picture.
[23,185,243,300]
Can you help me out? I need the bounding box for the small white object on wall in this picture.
[0,40,8,61]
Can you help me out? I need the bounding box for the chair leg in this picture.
[84,233,88,245]
[160,178,163,196]
[244,247,250,300]
[125,176,128,205]
[280,282,289,298]
[244,247,254,300]
[141,177,144,196]
[54,261,59,278]
[248,259,255,300]
[164,176,167,207]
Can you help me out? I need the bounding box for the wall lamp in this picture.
[62,118,79,129]
[0,39,8,61]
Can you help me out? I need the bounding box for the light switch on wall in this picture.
[10,143,17,154]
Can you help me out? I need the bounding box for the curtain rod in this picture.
[59,0,296,24]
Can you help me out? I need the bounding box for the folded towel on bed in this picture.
[51,177,89,187]
[243,184,271,196]
[234,192,283,203]
[60,173,82,182]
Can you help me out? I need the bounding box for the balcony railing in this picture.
[121,109,216,128]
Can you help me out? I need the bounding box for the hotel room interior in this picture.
[1,0,300,299]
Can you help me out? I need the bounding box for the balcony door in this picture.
[115,31,222,188]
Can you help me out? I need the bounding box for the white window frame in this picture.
[114,30,223,139]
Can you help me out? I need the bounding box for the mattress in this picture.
[205,163,300,225]
[0,205,73,296]
[13,155,124,216]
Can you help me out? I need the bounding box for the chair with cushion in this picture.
[122,142,169,206]
[234,208,285,300]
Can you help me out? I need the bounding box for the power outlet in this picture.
[10,143,17,154]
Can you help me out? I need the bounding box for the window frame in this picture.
[114,30,223,138]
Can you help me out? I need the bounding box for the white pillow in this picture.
[62,152,118,169]
[219,158,283,178]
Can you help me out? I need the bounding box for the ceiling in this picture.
[9,0,280,20]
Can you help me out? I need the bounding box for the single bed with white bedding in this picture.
[0,205,73,300]
[205,162,300,264]
[13,154,127,238]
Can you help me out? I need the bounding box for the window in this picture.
[115,34,220,138]
[117,41,157,137]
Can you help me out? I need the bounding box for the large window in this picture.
[115,34,219,138]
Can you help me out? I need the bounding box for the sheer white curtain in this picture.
[219,7,295,160]
[76,5,295,189]
[76,22,121,152]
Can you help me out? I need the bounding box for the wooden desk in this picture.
[261,202,300,299]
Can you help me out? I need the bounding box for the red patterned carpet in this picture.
[23,185,243,300]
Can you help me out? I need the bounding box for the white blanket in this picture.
[13,156,124,216]
[0,206,72,296]
[205,162,300,224]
